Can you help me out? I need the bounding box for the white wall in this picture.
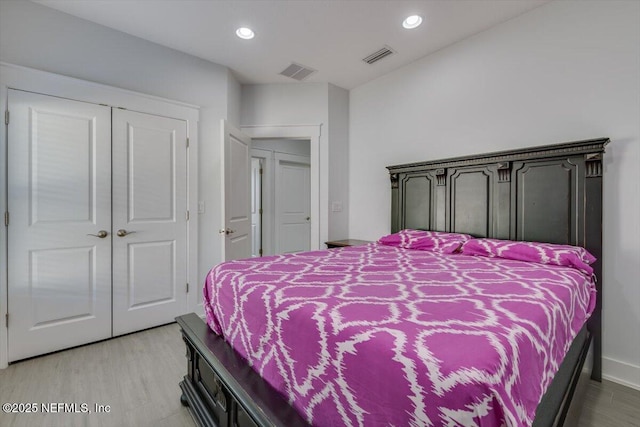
[227,73,242,127]
[349,0,640,389]
[241,83,350,245]
[253,139,311,156]
[328,84,350,240]
[0,0,241,287]
[241,83,328,126]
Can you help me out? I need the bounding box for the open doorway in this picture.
[240,124,322,253]
[250,157,263,257]
[251,139,311,256]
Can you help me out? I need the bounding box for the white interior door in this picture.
[112,109,188,335]
[222,120,252,261]
[7,89,112,361]
[275,153,311,254]
[251,158,262,257]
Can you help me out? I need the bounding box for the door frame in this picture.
[251,150,273,256]
[250,157,263,257]
[240,125,322,251]
[0,62,200,368]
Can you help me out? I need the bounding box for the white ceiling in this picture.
[34,0,550,90]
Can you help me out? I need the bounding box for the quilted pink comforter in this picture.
[203,243,595,427]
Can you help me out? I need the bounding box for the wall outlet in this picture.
[198,201,205,214]
[331,201,343,212]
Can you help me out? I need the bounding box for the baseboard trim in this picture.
[602,356,640,391]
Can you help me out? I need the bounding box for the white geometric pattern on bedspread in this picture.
[203,243,595,427]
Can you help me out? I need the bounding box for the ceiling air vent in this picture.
[279,62,317,81]
[362,45,395,65]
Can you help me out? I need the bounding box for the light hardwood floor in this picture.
[575,376,640,427]
[0,323,192,427]
[0,323,638,427]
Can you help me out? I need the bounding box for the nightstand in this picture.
[325,239,372,249]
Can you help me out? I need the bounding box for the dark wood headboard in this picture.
[387,138,608,381]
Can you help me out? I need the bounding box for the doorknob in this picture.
[218,228,235,235]
[116,229,136,237]
[87,230,108,238]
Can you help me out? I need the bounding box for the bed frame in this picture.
[177,137,608,427]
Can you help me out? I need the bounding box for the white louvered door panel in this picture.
[111,109,188,335]
[7,89,112,361]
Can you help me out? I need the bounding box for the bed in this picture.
[177,137,608,427]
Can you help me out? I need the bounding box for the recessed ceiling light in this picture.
[402,15,423,29]
[236,27,255,40]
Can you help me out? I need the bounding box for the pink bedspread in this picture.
[203,243,595,427]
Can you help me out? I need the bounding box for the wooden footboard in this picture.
[177,313,309,427]
[533,326,592,427]
[178,313,591,427]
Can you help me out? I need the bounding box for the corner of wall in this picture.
[602,357,640,391]
[327,84,350,240]
[226,70,242,127]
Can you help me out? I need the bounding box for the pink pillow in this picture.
[460,238,596,276]
[378,229,472,254]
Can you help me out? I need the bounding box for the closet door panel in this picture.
[7,89,112,361]
[112,109,188,335]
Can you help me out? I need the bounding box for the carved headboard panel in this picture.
[387,138,608,380]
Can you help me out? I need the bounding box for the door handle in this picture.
[218,228,235,235]
[88,230,108,238]
[116,229,136,237]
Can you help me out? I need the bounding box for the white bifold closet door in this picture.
[111,109,187,335]
[7,90,113,361]
[7,90,188,361]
